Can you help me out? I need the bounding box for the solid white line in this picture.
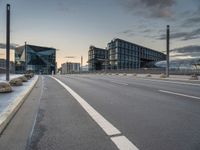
[51,76,120,136]
[111,136,139,150]
[159,90,200,100]
[51,76,139,150]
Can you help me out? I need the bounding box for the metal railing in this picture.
[69,68,200,75]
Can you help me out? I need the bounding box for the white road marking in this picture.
[159,90,200,100]
[109,80,129,86]
[51,76,139,150]
[52,76,120,136]
[111,136,139,150]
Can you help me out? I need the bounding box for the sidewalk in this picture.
[0,75,38,133]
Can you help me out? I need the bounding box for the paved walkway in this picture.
[0,74,23,81]
[0,76,38,114]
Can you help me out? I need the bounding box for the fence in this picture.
[0,67,6,74]
[71,68,200,75]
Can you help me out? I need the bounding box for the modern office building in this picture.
[15,44,56,74]
[88,46,108,71]
[61,62,80,74]
[107,38,166,69]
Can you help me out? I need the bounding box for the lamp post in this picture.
[166,25,170,77]
[6,4,10,81]
[81,56,83,73]
[25,41,27,73]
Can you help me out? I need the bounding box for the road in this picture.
[0,74,200,150]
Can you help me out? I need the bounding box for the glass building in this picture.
[61,62,80,74]
[88,46,108,71]
[107,38,166,69]
[15,44,56,74]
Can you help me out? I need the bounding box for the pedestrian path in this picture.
[0,74,23,81]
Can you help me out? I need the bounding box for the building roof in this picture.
[27,45,55,52]
[110,38,164,55]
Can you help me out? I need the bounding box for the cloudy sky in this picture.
[0,0,200,66]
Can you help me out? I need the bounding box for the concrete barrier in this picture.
[146,74,152,77]
[160,73,167,78]
[18,76,28,82]
[189,75,199,80]
[132,73,137,76]
[0,82,12,93]
[9,78,23,86]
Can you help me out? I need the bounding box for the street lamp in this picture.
[166,25,170,77]
[6,4,10,81]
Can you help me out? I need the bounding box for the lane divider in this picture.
[159,90,200,100]
[51,76,139,150]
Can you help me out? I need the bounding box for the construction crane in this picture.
[64,56,76,58]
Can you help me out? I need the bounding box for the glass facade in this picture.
[107,38,166,69]
[61,62,80,74]
[88,46,108,71]
[15,45,56,74]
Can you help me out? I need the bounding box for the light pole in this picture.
[166,25,170,77]
[25,41,27,73]
[6,4,10,81]
[81,56,83,73]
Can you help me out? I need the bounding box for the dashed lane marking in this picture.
[159,90,200,100]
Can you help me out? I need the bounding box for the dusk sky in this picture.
[0,0,200,67]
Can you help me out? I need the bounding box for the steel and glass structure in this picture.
[88,46,108,71]
[61,62,80,74]
[107,38,166,69]
[15,44,56,74]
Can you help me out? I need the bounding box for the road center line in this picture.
[159,90,200,100]
[109,80,129,86]
[111,136,139,150]
[51,76,139,150]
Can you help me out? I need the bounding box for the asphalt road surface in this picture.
[0,74,200,150]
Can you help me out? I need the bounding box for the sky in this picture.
[0,0,200,67]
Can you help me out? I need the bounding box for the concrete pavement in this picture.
[55,74,200,150]
[0,74,200,150]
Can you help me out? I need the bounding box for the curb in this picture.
[0,75,39,134]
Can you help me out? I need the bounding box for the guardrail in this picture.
[64,68,200,75]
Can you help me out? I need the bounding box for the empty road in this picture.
[0,74,200,150]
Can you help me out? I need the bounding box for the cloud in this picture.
[142,29,152,33]
[117,0,176,18]
[181,16,200,27]
[0,43,18,49]
[170,45,200,58]
[122,29,133,34]
[117,29,135,37]
[57,1,69,12]
[158,28,200,41]
[171,45,200,53]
